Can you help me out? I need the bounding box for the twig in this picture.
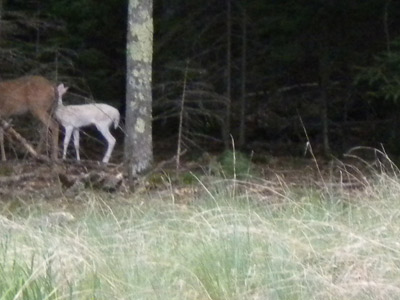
[298,114,328,191]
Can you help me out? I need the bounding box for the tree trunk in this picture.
[319,46,331,157]
[0,0,3,39]
[124,0,154,181]
[383,0,392,53]
[238,7,247,148]
[222,0,232,149]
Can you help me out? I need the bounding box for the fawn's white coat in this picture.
[55,84,120,163]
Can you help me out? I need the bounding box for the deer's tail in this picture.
[114,113,120,129]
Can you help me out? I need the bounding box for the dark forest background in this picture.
[1,0,400,160]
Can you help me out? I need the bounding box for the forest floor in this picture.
[0,159,124,200]
[0,147,385,202]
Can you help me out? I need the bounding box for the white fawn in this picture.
[0,76,59,161]
[55,84,120,163]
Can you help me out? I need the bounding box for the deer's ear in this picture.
[57,83,69,95]
[57,84,64,93]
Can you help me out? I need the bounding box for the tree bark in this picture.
[383,0,392,53]
[319,45,331,157]
[238,7,247,148]
[0,0,3,39]
[222,0,232,149]
[124,0,154,181]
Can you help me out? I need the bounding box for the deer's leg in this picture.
[96,124,116,163]
[35,125,48,156]
[72,129,80,161]
[63,126,73,160]
[32,110,59,160]
[51,120,59,160]
[47,118,59,161]
[0,127,6,161]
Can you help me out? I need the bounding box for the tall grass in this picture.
[1,161,400,299]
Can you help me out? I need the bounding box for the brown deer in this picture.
[0,76,59,161]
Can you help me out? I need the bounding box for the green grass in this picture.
[1,168,400,299]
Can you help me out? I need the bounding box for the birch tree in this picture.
[124,0,153,179]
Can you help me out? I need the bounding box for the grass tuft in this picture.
[1,157,400,299]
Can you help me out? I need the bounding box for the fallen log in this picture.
[0,172,36,184]
[58,170,124,193]
[0,119,51,162]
